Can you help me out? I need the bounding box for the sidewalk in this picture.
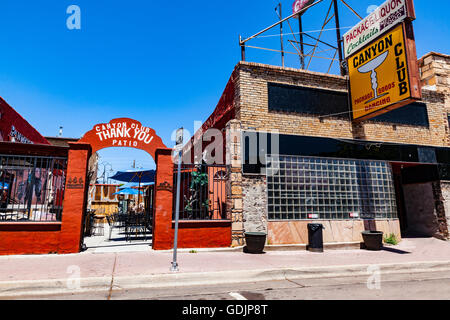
[1,237,450,297]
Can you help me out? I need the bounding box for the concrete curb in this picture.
[1,260,450,298]
[157,242,362,253]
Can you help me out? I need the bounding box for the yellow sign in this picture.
[349,23,412,121]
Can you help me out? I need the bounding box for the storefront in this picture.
[187,52,450,247]
[0,98,58,227]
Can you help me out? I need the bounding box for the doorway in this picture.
[82,147,156,253]
[391,162,441,238]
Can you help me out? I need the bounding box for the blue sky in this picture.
[0,0,449,174]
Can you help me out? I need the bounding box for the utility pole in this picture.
[333,0,346,76]
[298,13,305,69]
[276,3,285,68]
[171,128,184,272]
[240,35,245,61]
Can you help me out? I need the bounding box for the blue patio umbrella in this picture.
[110,169,155,184]
[118,182,154,190]
[112,188,144,196]
[110,169,156,205]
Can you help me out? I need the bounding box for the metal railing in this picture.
[173,164,230,221]
[0,154,67,222]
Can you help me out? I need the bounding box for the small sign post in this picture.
[171,128,184,272]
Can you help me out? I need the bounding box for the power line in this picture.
[255,26,353,39]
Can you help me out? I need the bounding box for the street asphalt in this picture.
[6,270,450,300]
[0,237,449,299]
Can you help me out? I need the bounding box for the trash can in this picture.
[307,223,324,253]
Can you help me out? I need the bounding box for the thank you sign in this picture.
[79,118,167,159]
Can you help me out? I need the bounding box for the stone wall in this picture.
[402,183,440,237]
[432,181,450,240]
[419,52,450,95]
[242,176,267,233]
[226,120,245,247]
[418,52,450,146]
[440,181,450,239]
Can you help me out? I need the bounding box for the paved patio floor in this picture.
[83,224,152,253]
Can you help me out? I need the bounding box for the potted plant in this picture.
[361,230,384,251]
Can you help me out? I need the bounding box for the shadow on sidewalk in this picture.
[381,247,411,254]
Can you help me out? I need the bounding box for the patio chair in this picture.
[105,215,118,241]
[125,213,147,242]
[116,212,127,230]
[91,215,104,236]
[144,211,153,233]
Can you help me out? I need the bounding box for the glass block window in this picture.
[266,155,398,220]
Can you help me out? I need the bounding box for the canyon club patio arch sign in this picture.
[79,118,167,158]
[76,117,175,251]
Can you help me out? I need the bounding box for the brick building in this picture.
[190,52,450,248]
[0,97,49,145]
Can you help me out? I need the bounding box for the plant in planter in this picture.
[184,167,209,220]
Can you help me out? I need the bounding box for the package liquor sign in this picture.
[343,0,416,59]
[349,23,421,121]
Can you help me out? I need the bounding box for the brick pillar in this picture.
[419,52,450,94]
[59,142,92,254]
[419,53,450,131]
[226,120,244,247]
[152,148,175,250]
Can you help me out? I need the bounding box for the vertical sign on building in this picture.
[346,0,421,122]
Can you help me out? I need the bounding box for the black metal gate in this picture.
[0,154,67,222]
[173,164,230,220]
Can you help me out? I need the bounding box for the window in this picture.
[266,155,397,220]
[268,83,349,118]
[267,82,429,126]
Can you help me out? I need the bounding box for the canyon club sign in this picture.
[343,0,416,58]
[79,118,167,159]
[348,23,421,121]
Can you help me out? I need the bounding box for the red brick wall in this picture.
[58,142,91,254]
[152,148,232,250]
[0,223,61,255]
[176,221,231,249]
[152,148,175,250]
